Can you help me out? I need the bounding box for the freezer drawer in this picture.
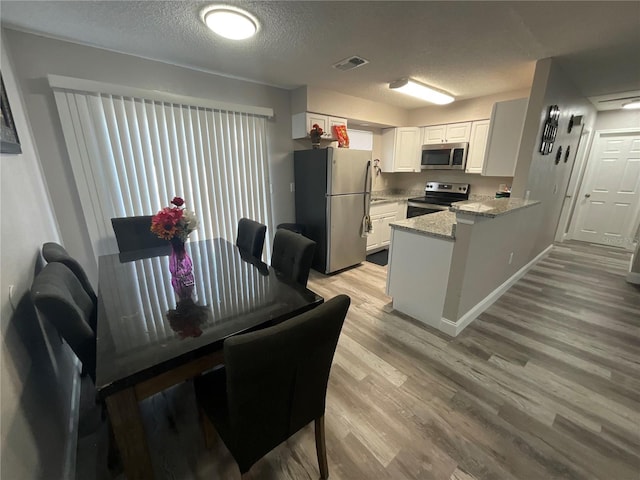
[327,193,367,273]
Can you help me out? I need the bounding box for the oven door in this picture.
[406,201,448,218]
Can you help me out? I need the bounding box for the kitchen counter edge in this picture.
[390,210,456,240]
[449,197,541,218]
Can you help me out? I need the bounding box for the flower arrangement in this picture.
[151,196,198,242]
[309,123,323,143]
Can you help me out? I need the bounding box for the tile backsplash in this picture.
[373,171,513,197]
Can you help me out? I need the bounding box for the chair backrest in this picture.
[42,241,97,305]
[111,215,169,252]
[223,294,350,472]
[31,262,97,382]
[271,229,316,287]
[236,218,267,259]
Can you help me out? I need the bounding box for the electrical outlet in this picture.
[508,252,514,265]
[290,182,295,193]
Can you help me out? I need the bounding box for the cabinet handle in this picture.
[585,193,591,198]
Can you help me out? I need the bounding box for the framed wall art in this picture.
[1,73,21,154]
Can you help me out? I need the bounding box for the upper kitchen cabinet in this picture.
[381,127,421,172]
[292,112,347,139]
[465,120,490,174]
[421,122,471,144]
[482,98,528,177]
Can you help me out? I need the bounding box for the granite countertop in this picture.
[449,197,540,218]
[390,210,456,240]
[370,189,422,205]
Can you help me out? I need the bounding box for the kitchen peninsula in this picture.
[387,197,542,336]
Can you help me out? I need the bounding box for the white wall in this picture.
[3,28,295,285]
[512,58,597,256]
[594,108,640,131]
[443,204,542,322]
[408,88,531,126]
[1,31,78,480]
[374,170,513,197]
[305,86,408,127]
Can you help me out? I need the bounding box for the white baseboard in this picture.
[440,244,553,336]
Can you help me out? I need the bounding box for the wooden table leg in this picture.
[105,387,154,480]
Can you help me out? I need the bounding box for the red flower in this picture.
[171,197,185,207]
[150,207,184,239]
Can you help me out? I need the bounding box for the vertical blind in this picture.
[51,82,273,260]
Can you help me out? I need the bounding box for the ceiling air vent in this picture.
[332,55,369,72]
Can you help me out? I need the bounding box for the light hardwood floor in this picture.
[89,241,640,480]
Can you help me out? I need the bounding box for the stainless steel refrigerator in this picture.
[294,147,372,274]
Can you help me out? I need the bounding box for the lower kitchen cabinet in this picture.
[367,201,403,252]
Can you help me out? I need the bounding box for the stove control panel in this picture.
[425,182,469,194]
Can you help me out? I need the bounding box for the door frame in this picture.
[555,126,592,242]
[567,127,640,250]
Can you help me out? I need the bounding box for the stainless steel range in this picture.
[406,182,470,218]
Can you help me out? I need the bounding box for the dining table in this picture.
[95,238,323,480]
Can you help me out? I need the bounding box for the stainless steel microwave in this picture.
[421,142,468,170]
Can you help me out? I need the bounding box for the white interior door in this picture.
[571,131,640,249]
[555,127,590,242]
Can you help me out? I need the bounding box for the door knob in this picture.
[585,193,591,198]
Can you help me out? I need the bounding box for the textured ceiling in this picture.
[1,1,639,110]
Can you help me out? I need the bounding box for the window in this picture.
[50,75,274,259]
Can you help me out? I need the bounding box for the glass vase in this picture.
[169,238,194,298]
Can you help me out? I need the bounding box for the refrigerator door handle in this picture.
[362,161,372,236]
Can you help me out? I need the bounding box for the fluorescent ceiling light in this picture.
[622,99,640,110]
[389,78,454,105]
[203,6,258,40]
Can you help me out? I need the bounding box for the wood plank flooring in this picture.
[86,241,640,480]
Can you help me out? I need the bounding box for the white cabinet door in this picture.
[422,125,446,144]
[421,122,471,144]
[482,98,528,177]
[328,116,347,139]
[367,202,399,251]
[380,213,396,246]
[366,217,381,251]
[466,120,490,174]
[445,122,472,143]
[395,128,420,171]
[307,113,330,139]
[381,128,420,172]
[291,112,347,139]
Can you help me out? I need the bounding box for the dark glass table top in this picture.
[96,238,323,398]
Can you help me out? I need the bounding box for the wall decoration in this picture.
[555,146,563,165]
[567,115,582,134]
[0,74,21,154]
[539,104,559,155]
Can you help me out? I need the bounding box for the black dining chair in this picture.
[236,218,267,259]
[41,242,97,322]
[194,294,351,479]
[111,215,169,252]
[31,262,97,382]
[271,228,316,287]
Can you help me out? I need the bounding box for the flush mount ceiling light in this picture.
[202,5,258,40]
[622,98,640,110]
[389,78,454,105]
